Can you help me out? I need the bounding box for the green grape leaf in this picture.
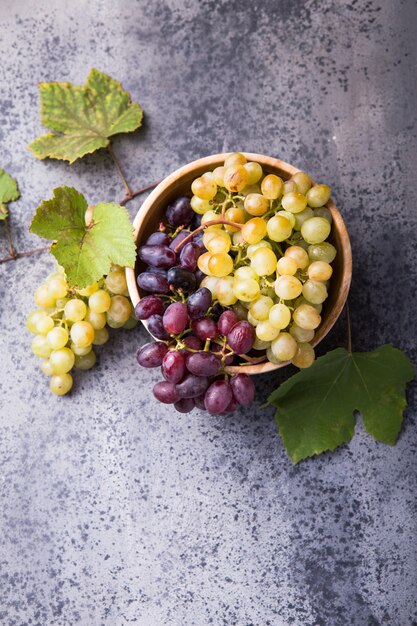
[30,186,136,288]
[267,345,414,464]
[0,168,20,220]
[28,68,143,163]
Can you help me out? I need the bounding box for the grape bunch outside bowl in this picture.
[126,152,352,415]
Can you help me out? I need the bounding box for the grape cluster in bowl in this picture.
[134,152,338,415]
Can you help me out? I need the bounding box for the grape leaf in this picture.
[0,168,20,221]
[28,68,143,163]
[267,345,414,464]
[30,186,136,288]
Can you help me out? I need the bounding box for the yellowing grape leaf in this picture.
[28,68,143,163]
[267,346,414,464]
[0,168,20,221]
[30,186,136,288]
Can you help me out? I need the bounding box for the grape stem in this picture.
[0,245,50,264]
[346,300,352,353]
[108,143,133,198]
[174,219,242,253]
[120,181,161,206]
[4,218,16,258]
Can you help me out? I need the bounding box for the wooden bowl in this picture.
[126,153,352,375]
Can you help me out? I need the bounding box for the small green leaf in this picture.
[0,168,20,221]
[28,68,143,163]
[267,345,414,464]
[30,186,136,288]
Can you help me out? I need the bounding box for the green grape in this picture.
[216,276,237,306]
[250,247,277,276]
[285,245,309,269]
[261,174,283,199]
[89,289,112,313]
[302,280,328,304]
[200,275,219,296]
[247,240,272,260]
[301,217,331,245]
[276,210,295,228]
[249,295,274,321]
[55,297,69,309]
[64,299,87,322]
[292,342,315,368]
[50,347,75,374]
[208,253,234,277]
[276,257,298,276]
[293,207,314,231]
[269,303,291,329]
[256,320,280,342]
[224,207,246,232]
[35,315,55,335]
[271,332,298,361]
[201,210,222,227]
[306,184,331,208]
[223,165,248,192]
[106,296,132,328]
[85,308,107,330]
[32,335,52,358]
[26,310,47,334]
[267,215,292,242]
[40,359,54,376]
[241,217,267,244]
[234,266,259,282]
[283,180,298,194]
[203,230,231,254]
[233,278,260,302]
[191,176,217,200]
[212,166,226,187]
[244,193,269,216]
[266,347,281,364]
[293,304,321,330]
[274,275,303,300]
[243,161,263,184]
[197,251,212,275]
[34,284,56,308]
[289,324,315,343]
[253,337,271,351]
[291,172,312,195]
[191,195,211,214]
[224,152,247,168]
[70,321,95,347]
[47,326,69,350]
[76,282,99,297]
[308,261,333,282]
[50,373,73,396]
[74,350,97,371]
[308,242,337,263]
[71,342,92,356]
[232,302,249,320]
[47,276,68,299]
[232,230,245,246]
[281,191,307,214]
[294,296,322,313]
[92,327,109,346]
[247,311,259,327]
[105,270,128,295]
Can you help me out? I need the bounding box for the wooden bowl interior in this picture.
[127,153,352,375]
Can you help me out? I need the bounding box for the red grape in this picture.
[138,245,176,269]
[137,342,168,368]
[169,230,191,250]
[179,242,201,272]
[192,318,218,341]
[227,321,255,354]
[147,315,170,340]
[163,302,189,334]
[162,350,186,383]
[165,196,193,227]
[186,351,222,376]
[230,374,255,405]
[187,288,212,320]
[174,398,195,413]
[137,271,169,294]
[182,336,202,351]
[218,310,239,335]
[146,231,171,246]
[204,380,233,414]
[153,381,179,403]
[176,374,210,398]
[135,295,164,320]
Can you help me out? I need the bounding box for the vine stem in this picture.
[120,181,161,206]
[174,219,242,252]
[346,300,352,353]
[108,143,133,198]
[0,245,50,264]
[4,218,16,258]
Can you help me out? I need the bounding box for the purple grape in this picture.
[162,350,186,384]
[182,335,203,351]
[179,242,201,272]
[204,380,233,415]
[192,318,218,341]
[176,374,210,398]
[210,303,224,319]
[223,396,238,414]
[191,213,203,229]
[192,230,205,249]
[147,314,170,340]
[186,351,222,376]
[138,245,176,269]
[218,310,239,336]
[163,302,189,335]
[165,196,193,227]
[167,266,197,293]
[194,394,206,410]
[230,373,255,405]
[153,381,179,404]
[227,321,255,354]
[137,342,168,368]
[169,230,191,250]
[137,271,169,294]
[146,231,171,246]
[187,288,212,320]
[195,270,205,285]
[174,398,195,413]
[135,295,164,320]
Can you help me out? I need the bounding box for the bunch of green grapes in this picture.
[26,265,136,395]
[190,152,337,369]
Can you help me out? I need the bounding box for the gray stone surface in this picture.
[0,0,416,624]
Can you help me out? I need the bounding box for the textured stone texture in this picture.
[0,0,416,624]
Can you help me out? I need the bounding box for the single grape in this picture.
[243,161,263,184]
[182,335,203,351]
[146,231,171,246]
[89,289,112,313]
[194,394,207,410]
[207,253,234,277]
[224,165,249,192]
[34,284,56,308]
[269,303,291,329]
[274,275,303,300]
[315,207,332,224]
[153,381,180,403]
[267,215,292,242]
[291,171,312,195]
[283,180,298,194]
[137,271,170,294]
[292,342,315,368]
[40,359,54,376]
[281,191,307,214]
[186,351,222,376]
[227,321,255,354]
[176,374,210,398]
[135,295,164,320]
[216,276,237,306]
[212,166,226,187]
[187,287,212,320]
[308,242,337,263]
[285,245,309,269]
[105,269,128,295]
[174,398,195,413]
[293,207,314,231]
[49,347,75,374]
[163,302,189,335]
[244,193,269,216]
[261,174,283,199]
[35,315,55,335]
[70,321,95,348]
[289,324,315,343]
[162,350,186,383]
[50,373,73,396]
[306,184,331,208]
[138,245,177,269]
[301,217,331,244]
[74,350,97,371]
[137,342,169,368]
[256,321,280,342]
[302,280,328,304]
[232,302,248,320]
[64,299,87,322]
[249,295,274,321]
[247,240,272,260]
[106,296,133,328]
[71,342,92,356]
[47,276,68,299]
[191,196,211,214]
[84,309,107,330]
[26,310,48,334]
[147,315,170,340]
[224,207,246,232]
[200,275,219,296]
[191,176,217,201]
[204,380,233,414]
[224,152,247,168]
[233,278,260,302]
[169,230,192,250]
[230,373,255,405]
[192,317,218,341]
[241,217,267,245]
[167,266,197,293]
[271,332,298,361]
[308,261,333,282]
[92,327,110,346]
[179,242,201,272]
[32,335,53,358]
[276,256,298,276]
[218,310,239,335]
[292,304,321,330]
[250,247,277,276]
[166,196,194,226]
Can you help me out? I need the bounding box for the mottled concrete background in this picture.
[0,0,416,624]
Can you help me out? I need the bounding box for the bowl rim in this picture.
[126,152,352,375]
